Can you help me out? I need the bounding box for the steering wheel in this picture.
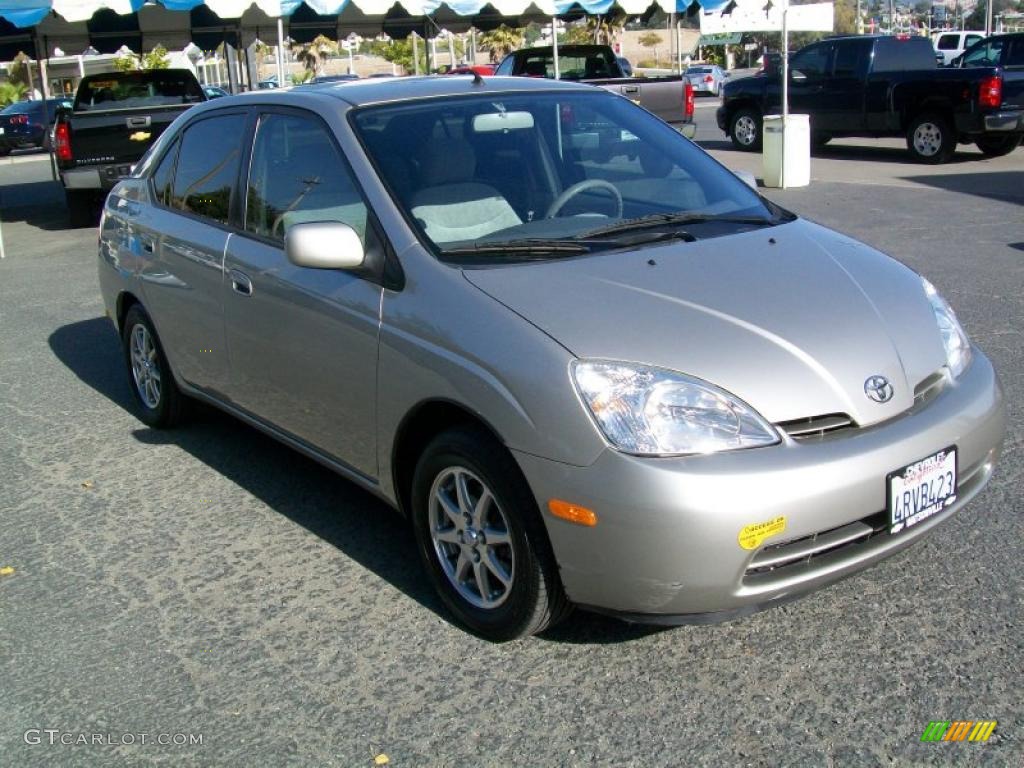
[545,179,623,220]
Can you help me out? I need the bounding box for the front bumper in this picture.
[514,351,1005,620]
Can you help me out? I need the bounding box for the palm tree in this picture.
[290,34,339,77]
[478,26,523,63]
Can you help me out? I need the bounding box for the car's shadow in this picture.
[48,316,667,644]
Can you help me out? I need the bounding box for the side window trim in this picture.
[149,136,181,209]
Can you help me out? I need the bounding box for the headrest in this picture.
[417,138,477,186]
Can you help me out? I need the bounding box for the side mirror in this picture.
[734,170,758,190]
[285,221,364,270]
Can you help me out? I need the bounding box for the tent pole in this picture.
[781,0,789,188]
[424,21,432,73]
[551,17,559,79]
[412,33,420,75]
[276,17,285,86]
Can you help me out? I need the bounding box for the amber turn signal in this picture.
[548,499,597,527]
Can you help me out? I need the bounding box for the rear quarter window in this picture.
[936,34,959,51]
[74,71,204,112]
[872,38,936,71]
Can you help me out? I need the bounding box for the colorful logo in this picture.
[920,721,997,742]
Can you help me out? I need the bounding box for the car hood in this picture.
[464,219,949,427]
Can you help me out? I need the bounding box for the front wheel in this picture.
[411,426,570,640]
[729,108,762,151]
[974,134,1021,158]
[906,113,955,164]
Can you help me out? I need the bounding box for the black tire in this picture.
[975,134,1021,158]
[906,113,955,164]
[121,304,187,428]
[411,426,570,641]
[0,147,10,157]
[66,189,96,228]
[729,108,762,151]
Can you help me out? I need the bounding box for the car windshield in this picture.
[352,90,780,261]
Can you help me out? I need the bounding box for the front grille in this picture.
[745,511,887,576]
[777,413,856,440]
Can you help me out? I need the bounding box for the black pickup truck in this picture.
[495,45,695,134]
[954,32,1024,156]
[717,35,1018,163]
[54,69,206,225]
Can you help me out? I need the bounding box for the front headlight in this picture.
[922,277,972,378]
[572,361,779,456]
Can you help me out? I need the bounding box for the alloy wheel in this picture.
[428,466,515,610]
[129,323,162,409]
[912,122,943,157]
[734,115,757,146]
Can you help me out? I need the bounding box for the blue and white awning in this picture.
[2,0,733,28]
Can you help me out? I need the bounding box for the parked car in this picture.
[615,56,633,77]
[718,34,1017,162]
[203,85,230,99]
[257,77,280,89]
[954,32,1024,156]
[0,97,73,155]
[495,44,695,133]
[445,64,495,76]
[933,30,985,66]
[99,77,1005,639]
[54,68,206,226]
[685,64,727,96]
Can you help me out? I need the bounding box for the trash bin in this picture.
[762,114,810,189]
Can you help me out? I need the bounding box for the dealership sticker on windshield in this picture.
[887,446,957,535]
[738,515,787,550]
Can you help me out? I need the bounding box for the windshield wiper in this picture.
[579,212,775,239]
[440,239,596,258]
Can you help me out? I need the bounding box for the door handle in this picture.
[622,85,640,94]
[230,269,253,297]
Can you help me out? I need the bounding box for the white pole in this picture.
[412,33,420,75]
[551,17,560,79]
[276,17,285,85]
[348,46,354,74]
[781,0,789,188]
[77,54,85,77]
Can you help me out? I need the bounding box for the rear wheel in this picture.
[974,134,1021,157]
[729,108,762,151]
[121,304,188,428]
[66,189,96,228]
[411,426,570,640]
[906,113,955,164]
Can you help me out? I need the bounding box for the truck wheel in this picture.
[0,147,10,157]
[907,113,955,164]
[66,190,96,228]
[974,134,1021,157]
[730,109,762,151]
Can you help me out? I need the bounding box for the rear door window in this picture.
[244,112,368,244]
[170,113,246,225]
[832,39,871,77]
[963,39,1004,67]
[74,71,204,112]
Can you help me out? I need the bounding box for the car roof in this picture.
[210,74,600,111]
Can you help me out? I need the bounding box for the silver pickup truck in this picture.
[494,44,695,134]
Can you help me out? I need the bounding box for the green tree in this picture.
[478,26,523,63]
[0,80,27,106]
[639,31,663,64]
[112,45,171,71]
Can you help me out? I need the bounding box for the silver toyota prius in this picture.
[98,76,1006,640]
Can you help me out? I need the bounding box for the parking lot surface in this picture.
[1,113,1022,767]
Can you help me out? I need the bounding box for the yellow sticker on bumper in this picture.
[738,516,787,550]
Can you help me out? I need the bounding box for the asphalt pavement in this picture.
[1,113,1022,767]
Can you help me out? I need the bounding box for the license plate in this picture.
[887,446,957,535]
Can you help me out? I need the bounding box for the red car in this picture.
[445,65,495,76]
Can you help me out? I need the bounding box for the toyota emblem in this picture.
[864,375,894,403]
